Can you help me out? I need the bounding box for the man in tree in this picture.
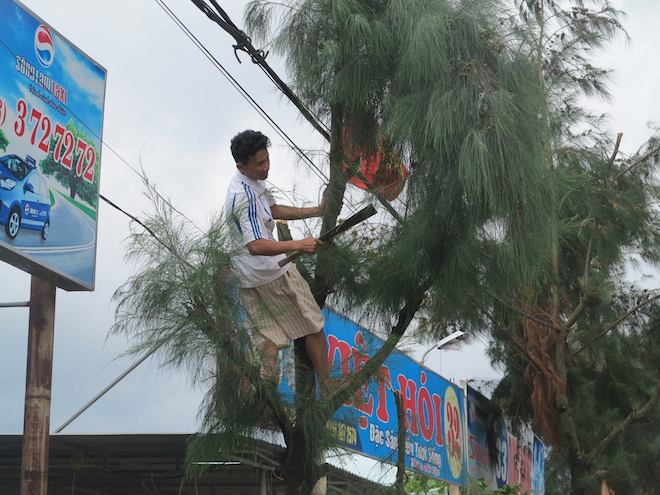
[225,129,330,394]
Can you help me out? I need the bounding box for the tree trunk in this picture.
[394,391,407,495]
[280,103,349,492]
[283,390,326,495]
[570,460,588,495]
[69,175,78,199]
[276,222,323,493]
[312,103,348,307]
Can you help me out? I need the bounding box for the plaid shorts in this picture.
[240,266,324,348]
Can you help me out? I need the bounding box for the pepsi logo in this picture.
[34,24,55,68]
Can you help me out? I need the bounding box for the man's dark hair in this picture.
[230,130,270,164]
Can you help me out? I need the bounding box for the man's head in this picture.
[231,130,271,181]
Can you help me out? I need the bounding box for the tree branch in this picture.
[487,291,561,331]
[563,237,593,332]
[562,298,588,332]
[354,170,405,224]
[583,382,660,465]
[480,306,545,374]
[325,284,429,413]
[614,144,660,180]
[312,104,349,308]
[511,334,545,374]
[608,132,623,167]
[572,293,660,356]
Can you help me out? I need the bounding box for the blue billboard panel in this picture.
[280,308,468,485]
[0,0,106,290]
[532,435,545,495]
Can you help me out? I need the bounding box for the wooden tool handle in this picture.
[278,251,302,267]
[277,205,377,268]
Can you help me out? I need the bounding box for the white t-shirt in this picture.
[225,171,289,288]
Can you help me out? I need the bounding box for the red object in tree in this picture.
[343,135,408,202]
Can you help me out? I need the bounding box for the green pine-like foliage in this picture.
[111,0,659,493]
[486,1,660,493]
[247,0,553,330]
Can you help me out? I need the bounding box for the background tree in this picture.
[481,1,660,493]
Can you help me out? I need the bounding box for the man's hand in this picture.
[296,236,324,253]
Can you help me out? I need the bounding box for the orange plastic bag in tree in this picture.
[342,134,408,201]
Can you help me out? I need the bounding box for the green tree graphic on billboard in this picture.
[0,129,8,152]
[39,120,99,209]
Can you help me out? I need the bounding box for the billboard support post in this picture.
[20,276,56,495]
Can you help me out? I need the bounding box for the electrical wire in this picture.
[156,0,406,230]
[153,0,394,239]
[182,0,411,218]
[157,0,399,244]
[154,0,330,186]
[190,0,332,141]
[0,36,205,235]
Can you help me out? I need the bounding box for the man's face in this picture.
[237,148,270,181]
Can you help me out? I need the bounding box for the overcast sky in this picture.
[0,0,658,482]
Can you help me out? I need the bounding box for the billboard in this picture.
[0,0,106,290]
[280,308,468,485]
[467,386,545,493]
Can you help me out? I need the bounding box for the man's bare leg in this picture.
[260,339,280,382]
[304,329,330,397]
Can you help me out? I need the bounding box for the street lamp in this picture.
[436,330,466,350]
[420,329,467,367]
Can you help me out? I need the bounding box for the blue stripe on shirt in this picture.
[242,183,262,239]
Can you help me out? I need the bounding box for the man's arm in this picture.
[269,187,326,220]
[247,237,323,256]
[270,204,323,220]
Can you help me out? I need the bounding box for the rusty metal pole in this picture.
[394,390,407,495]
[21,276,56,495]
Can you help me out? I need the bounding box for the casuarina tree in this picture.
[482,2,660,493]
[113,0,558,493]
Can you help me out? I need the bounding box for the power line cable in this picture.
[154,0,402,241]
[154,0,330,186]
[182,0,409,222]
[154,2,396,247]
[154,0,398,253]
[0,36,205,235]
[157,0,394,221]
[189,0,332,140]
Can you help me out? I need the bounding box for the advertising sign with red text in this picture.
[279,308,467,485]
[0,0,106,290]
[467,386,545,493]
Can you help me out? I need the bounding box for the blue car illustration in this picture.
[0,154,51,240]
